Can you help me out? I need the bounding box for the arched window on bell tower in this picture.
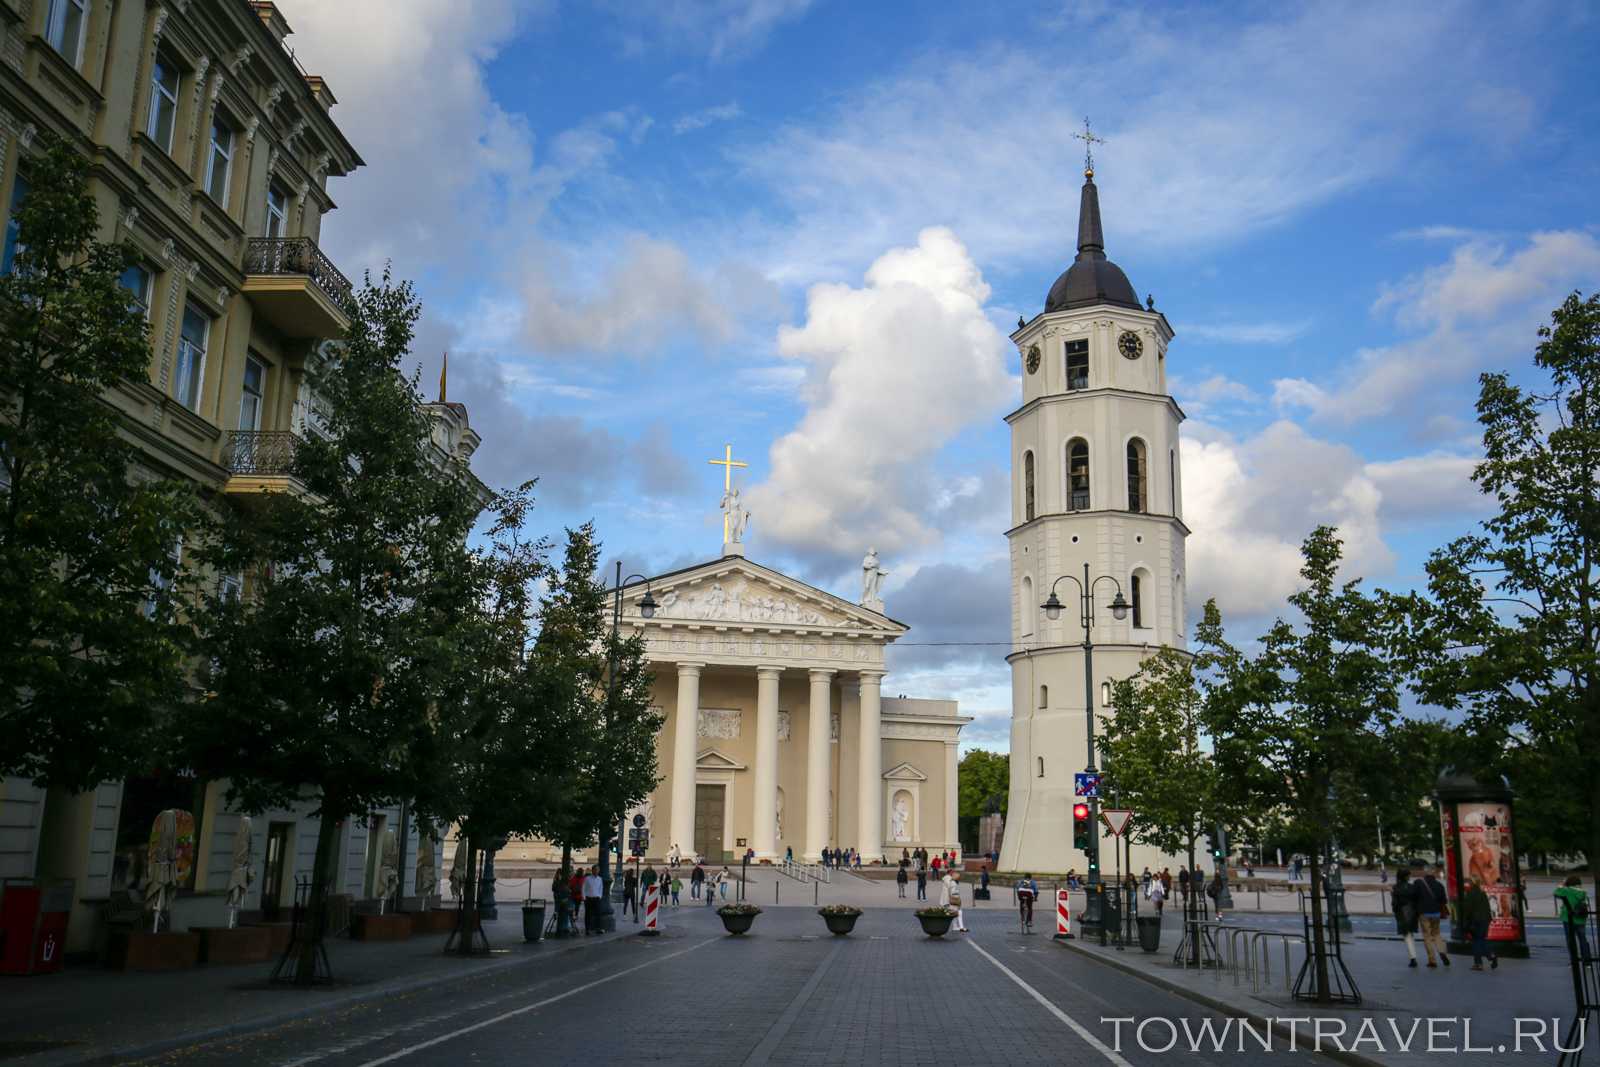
[1023,450,1036,521]
[1067,439,1090,511]
[1131,568,1150,629]
[1020,575,1034,637]
[1038,684,1048,709]
[1126,438,1147,513]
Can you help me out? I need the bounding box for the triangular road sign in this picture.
[1102,809,1134,838]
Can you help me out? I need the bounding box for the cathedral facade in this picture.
[999,163,1190,876]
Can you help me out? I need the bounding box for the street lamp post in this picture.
[599,563,656,933]
[1041,562,1129,938]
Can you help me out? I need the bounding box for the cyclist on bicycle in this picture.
[1016,873,1038,930]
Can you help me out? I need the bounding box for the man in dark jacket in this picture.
[1417,867,1450,967]
[1391,869,1420,967]
[1462,878,1497,970]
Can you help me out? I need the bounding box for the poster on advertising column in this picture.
[1453,800,1522,942]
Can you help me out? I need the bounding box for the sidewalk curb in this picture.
[52,926,639,1067]
[1057,938,1386,1067]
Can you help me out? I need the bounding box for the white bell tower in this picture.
[998,153,1189,876]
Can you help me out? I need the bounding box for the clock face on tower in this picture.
[1118,330,1144,360]
[1025,345,1041,374]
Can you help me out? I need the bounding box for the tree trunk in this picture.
[1186,831,1199,965]
[296,803,341,985]
[456,838,480,956]
[1308,840,1330,1004]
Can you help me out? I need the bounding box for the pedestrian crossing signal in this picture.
[1073,803,1090,851]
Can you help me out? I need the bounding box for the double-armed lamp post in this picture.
[1041,562,1128,934]
[599,564,656,933]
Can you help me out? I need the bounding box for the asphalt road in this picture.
[128,906,1348,1067]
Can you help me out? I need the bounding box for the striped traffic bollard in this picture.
[1054,888,1074,940]
[641,883,661,936]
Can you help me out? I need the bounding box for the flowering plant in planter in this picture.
[717,903,763,916]
[818,904,862,916]
[915,906,955,918]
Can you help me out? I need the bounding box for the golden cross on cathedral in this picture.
[708,443,748,543]
[1073,116,1106,178]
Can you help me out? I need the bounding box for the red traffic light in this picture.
[1072,803,1089,820]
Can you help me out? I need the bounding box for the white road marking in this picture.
[339,936,720,1067]
[967,938,1135,1067]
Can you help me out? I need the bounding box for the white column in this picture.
[804,669,834,863]
[752,666,782,860]
[945,740,960,857]
[669,663,703,861]
[856,670,884,863]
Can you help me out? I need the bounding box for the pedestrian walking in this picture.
[1178,866,1190,902]
[1160,868,1172,896]
[704,874,717,906]
[980,866,991,902]
[718,867,731,900]
[1556,874,1592,960]
[942,869,967,932]
[668,843,681,868]
[1149,875,1167,915]
[916,864,928,901]
[690,863,704,899]
[623,866,639,920]
[1141,867,1152,898]
[569,868,585,926]
[1391,868,1420,967]
[670,874,682,906]
[1016,873,1037,931]
[582,867,603,935]
[1418,866,1450,967]
[1462,878,1497,971]
[896,860,908,899]
[786,845,794,863]
[853,850,862,870]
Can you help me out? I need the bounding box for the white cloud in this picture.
[1182,320,1312,345]
[1364,453,1489,524]
[746,228,1014,559]
[673,102,743,134]
[1273,230,1600,425]
[735,4,1545,283]
[598,0,814,61]
[521,235,780,353]
[1183,421,1394,620]
[1170,373,1259,415]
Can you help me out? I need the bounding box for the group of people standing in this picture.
[820,848,862,869]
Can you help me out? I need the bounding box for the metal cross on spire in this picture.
[1073,116,1106,178]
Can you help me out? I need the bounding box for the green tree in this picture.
[1208,526,1404,1002]
[1101,601,1234,943]
[957,749,1009,819]
[0,136,196,791]
[187,269,482,982]
[529,525,660,906]
[1404,293,1600,897]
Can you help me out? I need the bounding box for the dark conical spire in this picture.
[1075,174,1105,259]
[1043,168,1140,313]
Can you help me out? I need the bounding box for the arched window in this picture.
[1023,450,1036,521]
[1037,756,1045,778]
[1038,684,1048,709]
[1126,438,1147,513]
[1131,569,1149,628]
[1020,576,1034,637]
[1169,449,1177,514]
[1101,680,1112,708]
[1067,439,1090,511]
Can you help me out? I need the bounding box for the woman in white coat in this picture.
[941,870,968,932]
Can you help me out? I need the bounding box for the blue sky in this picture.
[279,0,1600,750]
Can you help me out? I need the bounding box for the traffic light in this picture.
[1073,803,1091,851]
[1207,825,1225,860]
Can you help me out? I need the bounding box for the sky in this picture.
[276,0,1600,752]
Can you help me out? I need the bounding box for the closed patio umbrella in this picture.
[416,833,438,906]
[376,829,399,913]
[449,837,467,902]
[146,810,178,933]
[226,815,254,928]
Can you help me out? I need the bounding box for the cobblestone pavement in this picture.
[125,907,1346,1067]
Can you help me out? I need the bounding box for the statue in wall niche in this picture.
[775,789,784,841]
[861,548,887,603]
[892,793,912,842]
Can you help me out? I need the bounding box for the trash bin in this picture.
[974,888,991,901]
[521,901,546,943]
[1102,896,1121,941]
[0,878,73,975]
[1136,915,1162,952]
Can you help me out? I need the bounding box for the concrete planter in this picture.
[192,925,272,965]
[820,911,860,936]
[718,909,759,935]
[108,930,200,971]
[916,912,955,938]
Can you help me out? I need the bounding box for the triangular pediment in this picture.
[617,556,908,637]
[696,748,746,771]
[883,761,928,781]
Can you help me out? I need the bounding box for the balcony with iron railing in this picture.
[222,430,314,502]
[241,237,353,340]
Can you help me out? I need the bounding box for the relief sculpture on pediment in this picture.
[644,579,835,626]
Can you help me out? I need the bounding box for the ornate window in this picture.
[1023,450,1035,521]
[265,184,288,238]
[1126,438,1147,513]
[206,113,235,207]
[147,54,180,152]
[174,304,209,411]
[1065,339,1089,391]
[1067,439,1090,511]
[239,355,266,431]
